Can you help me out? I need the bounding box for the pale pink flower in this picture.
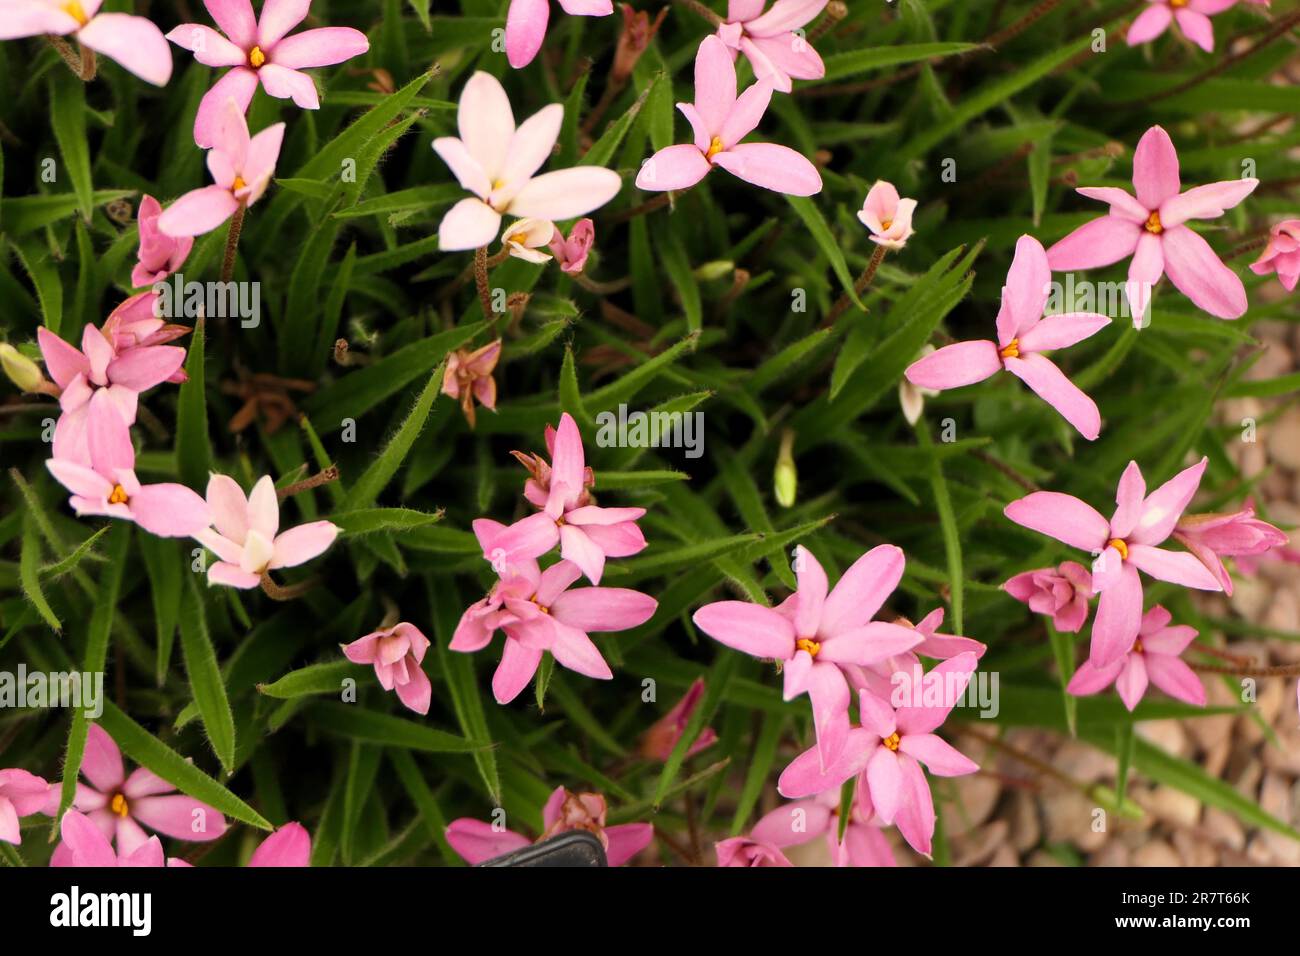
[103,292,191,385]
[1047,125,1257,322]
[168,0,369,147]
[158,98,285,238]
[846,607,986,704]
[434,72,622,251]
[501,217,556,264]
[857,180,916,250]
[50,724,227,864]
[549,218,595,274]
[133,195,193,287]
[639,677,718,761]
[341,622,432,715]
[195,474,339,588]
[452,558,656,704]
[715,836,793,866]
[751,787,897,867]
[693,544,923,768]
[442,339,501,428]
[1249,219,1300,292]
[1005,458,1222,667]
[1173,503,1289,595]
[905,235,1111,440]
[1004,560,1095,633]
[446,786,653,866]
[246,822,311,866]
[1067,605,1205,711]
[55,810,170,867]
[504,0,614,69]
[513,419,595,510]
[0,0,172,85]
[717,0,828,93]
[899,345,938,425]
[634,36,821,196]
[0,769,53,845]
[1127,0,1239,53]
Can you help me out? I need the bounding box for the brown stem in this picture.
[673,0,722,27]
[971,449,1040,492]
[984,0,1067,49]
[808,1,847,43]
[1192,643,1256,667]
[1187,660,1300,678]
[959,727,1092,795]
[221,203,247,284]
[77,43,96,82]
[474,246,497,324]
[259,572,318,601]
[1223,233,1271,261]
[45,35,83,78]
[825,244,886,325]
[276,464,340,500]
[573,272,632,295]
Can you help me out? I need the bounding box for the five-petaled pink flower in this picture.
[905,235,1111,440]
[0,769,53,845]
[159,98,285,238]
[1250,219,1300,292]
[550,218,595,274]
[55,809,170,867]
[717,0,828,93]
[168,0,369,147]
[715,836,793,866]
[1067,605,1205,711]
[639,677,718,761]
[1173,504,1289,595]
[341,622,432,716]
[1005,457,1222,667]
[50,724,227,864]
[195,474,339,588]
[504,0,613,69]
[0,0,172,85]
[1047,125,1257,323]
[635,35,821,196]
[446,786,653,866]
[434,72,622,251]
[751,788,897,867]
[693,544,923,768]
[1004,560,1095,633]
[133,195,194,287]
[1127,0,1238,54]
[858,180,916,250]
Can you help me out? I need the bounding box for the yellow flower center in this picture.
[795,638,821,658]
[880,219,893,231]
[882,732,901,752]
[1169,0,1188,7]
[1107,537,1129,560]
[62,1,88,26]
[1000,338,1020,359]
[1145,211,1163,234]
[705,136,724,160]
[110,793,130,818]
[108,484,129,505]
[1133,638,1144,654]
[249,46,266,68]
[232,175,247,192]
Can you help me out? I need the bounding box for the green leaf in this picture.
[583,77,655,168]
[919,422,963,633]
[179,574,236,774]
[20,512,59,633]
[39,525,109,581]
[138,534,182,685]
[259,661,363,699]
[785,195,864,311]
[653,651,737,808]
[1045,622,1078,737]
[331,184,462,220]
[49,70,94,221]
[333,507,444,537]
[308,702,486,753]
[817,42,981,82]
[175,317,211,489]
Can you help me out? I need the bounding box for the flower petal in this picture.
[904,340,1001,390]
[1045,215,1142,271]
[712,142,822,196]
[1004,491,1109,551]
[270,26,369,68]
[1132,125,1180,210]
[1004,353,1102,441]
[79,14,173,86]
[508,166,624,220]
[1160,224,1248,320]
[269,521,338,569]
[635,144,711,192]
[692,601,795,659]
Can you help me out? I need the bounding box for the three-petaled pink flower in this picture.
[434,72,622,251]
[1173,504,1289,595]
[341,622,432,715]
[751,788,897,867]
[714,836,793,866]
[635,35,821,196]
[168,0,369,147]
[1047,125,1257,322]
[0,0,172,85]
[1067,605,1205,711]
[905,235,1111,440]
[1250,219,1300,292]
[717,0,828,93]
[1127,0,1238,54]
[1005,457,1221,667]
[133,195,193,287]
[159,98,285,238]
[504,0,613,69]
[0,769,52,845]
[693,544,923,768]
[550,218,595,274]
[1004,560,1095,633]
[195,474,339,588]
[858,180,916,250]
[446,786,653,866]
[639,677,718,761]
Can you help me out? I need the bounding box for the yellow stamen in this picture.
[1169,0,1188,7]
[1145,211,1163,234]
[705,136,724,160]
[110,793,130,818]
[882,732,901,752]
[1000,338,1020,359]
[1133,638,1144,654]
[537,604,550,615]
[62,1,88,26]
[249,46,266,68]
[880,219,893,231]
[232,175,247,192]
[795,638,821,658]
[108,484,129,505]
[1107,537,1129,560]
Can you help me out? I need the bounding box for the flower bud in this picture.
[0,343,48,394]
[774,429,797,508]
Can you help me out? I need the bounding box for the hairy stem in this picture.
[825,244,886,325]
[221,203,247,284]
[276,464,340,500]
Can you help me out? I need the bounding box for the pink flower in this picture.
[639,677,718,761]
[751,788,897,867]
[50,724,227,864]
[504,0,614,69]
[846,607,986,703]
[1173,504,1289,595]
[1067,605,1205,711]
[549,218,595,274]
[434,72,622,251]
[55,810,170,867]
[693,544,923,768]
[195,474,339,588]
[514,419,595,510]
[446,786,653,866]
[501,217,556,264]
[132,195,194,287]
[0,769,53,845]
[0,1,172,85]
[158,98,285,238]
[1005,457,1222,667]
[1127,0,1239,53]
[475,413,646,584]
[1046,125,1257,322]
[341,622,432,716]
[714,836,793,866]
[452,558,656,703]
[247,822,311,866]
[168,0,369,147]
[634,35,822,196]
[442,339,501,428]
[102,292,191,385]
[1249,219,1300,292]
[905,235,1111,440]
[857,180,916,250]
[717,0,828,93]
[1004,560,1095,633]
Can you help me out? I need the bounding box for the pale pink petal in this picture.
[747,0,827,34]
[821,544,905,636]
[47,457,112,499]
[257,63,317,109]
[820,621,923,666]
[776,728,874,798]
[805,662,851,767]
[1004,353,1102,440]
[270,26,369,68]
[635,144,711,192]
[459,72,515,179]
[82,723,125,792]
[269,521,338,569]
[865,747,903,823]
[508,167,624,220]
[1132,125,1181,210]
[438,197,503,251]
[1075,186,1150,223]
[556,0,614,13]
[693,601,796,659]
[1001,235,1053,337]
[603,822,653,866]
[1173,8,1214,52]
[444,818,531,864]
[130,483,213,538]
[1066,657,1125,696]
[791,545,827,637]
[712,142,822,196]
[395,664,432,715]
[248,822,311,866]
[131,795,227,842]
[60,810,119,866]
[505,0,550,69]
[492,639,543,704]
[1110,460,1147,539]
[1130,456,1206,545]
[208,561,261,588]
[1045,216,1142,271]
[498,104,564,194]
[1126,3,1173,44]
[904,340,1001,390]
[157,186,240,238]
[1017,312,1110,353]
[193,67,259,149]
[694,35,737,135]
[1115,654,1149,711]
[895,652,979,734]
[1161,225,1248,320]
[1160,179,1257,228]
[747,32,825,83]
[1090,562,1143,666]
[0,3,80,38]
[718,80,773,150]
[894,755,936,857]
[37,327,89,390]
[549,621,613,680]
[1127,544,1222,590]
[166,24,248,67]
[559,525,605,584]
[107,346,186,392]
[433,138,491,199]
[79,14,173,86]
[550,587,656,631]
[257,0,310,48]
[898,733,978,776]
[1004,492,1109,551]
[205,0,258,47]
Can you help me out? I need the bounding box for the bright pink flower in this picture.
[133,195,194,287]
[639,677,718,761]
[434,72,622,251]
[717,0,828,93]
[50,724,227,864]
[475,413,646,584]
[1004,560,1095,633]
[857,180,916,250]
[442,339,501,428]
[168,0,369,147]
[247,822,311,866]
[341,622,432,715]
[0,769,53,845]
[446,786,653,866]
[906,235,1110,440]
[0,0,172,85]
[504,0,613,69]
[751,788,897,867]
[1173,504,1289,595]
[195,474,339,588]
[715,836,793,866]
[514,420,595,510]
[451,558,656,704]
[1066,605,1205,711]
[102,292,191,385]
[693,544,923,769]
[55,810,170,867]
[158,98,285,238]
[845,607,986,704]
[1127,0,1239,53]
[549,218,595,274]
[1047,125,1257,322]
[634,35,821,196]
[1249,219,1300,292]
[1005,458,1222,667]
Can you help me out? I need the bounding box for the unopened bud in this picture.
[1,343,48,393]
[774,428,797,508]
[693,260,735,281]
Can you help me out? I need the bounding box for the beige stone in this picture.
[1133,840,1181,867]
[1139,786,1201,829]
[1200,807,1246,852]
